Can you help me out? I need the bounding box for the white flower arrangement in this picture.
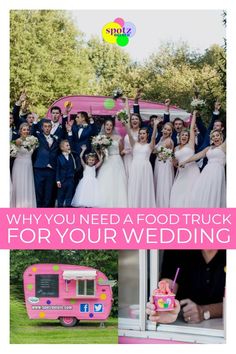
[190,98,206,109]
[154,146,173,162]
[10,142,18,157]
[91,134,113,158]
[21,136,39,152]
[116,109,129,125]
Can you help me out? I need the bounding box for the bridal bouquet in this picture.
[113,88,123,100]
[21,136,39,152]
[154,146,173,162]
[190,98,206,110]
[117,109,129,125]
[91,135,112,157]
[10,142,18,157]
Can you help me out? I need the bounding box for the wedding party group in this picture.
[9,90,226,209]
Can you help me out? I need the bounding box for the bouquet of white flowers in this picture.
[154,146,173,162]
[113,88,123,100]
[21,136,39,152]
[116,109,129,125]
[91,135,112,158]
[190,98,206,110]
[10,142,18,157]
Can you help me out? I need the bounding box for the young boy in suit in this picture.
[56,139,77,207]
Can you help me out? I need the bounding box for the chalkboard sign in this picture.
[36,274,59,298]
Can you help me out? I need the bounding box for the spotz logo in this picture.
[102,17,136,47]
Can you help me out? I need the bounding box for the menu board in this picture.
[35,274,59,298]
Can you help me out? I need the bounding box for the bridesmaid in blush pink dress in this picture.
[11,123,37,208]
[170,110,200,208]
[122,113,141,180]
[154,122,174,207]
[179,130,226,208]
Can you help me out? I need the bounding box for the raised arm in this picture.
[163,98,171,124]
[133,88,142,114]
[150,117,161,150]
[80,146,87,169]
[179,146,209,167]
[122,97,136,147]
[188,110,197,149]
[95,150,103,169]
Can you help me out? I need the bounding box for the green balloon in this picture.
[104,98,115,110]
[117,35,129,47]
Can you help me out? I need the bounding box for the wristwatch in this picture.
[203,310,211,320]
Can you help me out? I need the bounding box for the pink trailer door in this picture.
[24,264,113,326]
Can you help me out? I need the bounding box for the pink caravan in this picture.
[23,264,114,327]
[47,95,190,136]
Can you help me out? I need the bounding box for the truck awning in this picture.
[62,270,97,280]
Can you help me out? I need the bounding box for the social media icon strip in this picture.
[80,303,89,313]
[94,303,104,312]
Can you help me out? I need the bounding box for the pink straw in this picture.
[171,267,180,292]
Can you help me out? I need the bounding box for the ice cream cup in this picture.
[153,294,175,312]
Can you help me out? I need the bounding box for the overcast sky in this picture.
[70,10,225,62]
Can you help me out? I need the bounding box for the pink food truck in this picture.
[46,95,190,135]
[24,264,114,327]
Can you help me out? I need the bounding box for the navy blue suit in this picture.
[34,117,68,142]
[12,103,28,130]
[67,123,98,155]
[32,127,59,207]
[67,122,98,182]
[56,153,78,207]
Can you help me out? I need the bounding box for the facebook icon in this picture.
[80,303,89,312]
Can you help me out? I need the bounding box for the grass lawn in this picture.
[10,296,118,344]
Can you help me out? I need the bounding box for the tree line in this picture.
[10,10,226,123]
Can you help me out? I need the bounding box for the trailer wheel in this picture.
[59,317,78,327]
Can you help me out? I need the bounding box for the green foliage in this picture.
[10,250,118,317]
[10,10,226,126]
[10,10,96,116]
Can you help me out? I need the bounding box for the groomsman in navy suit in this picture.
[32,119,59,207]
[56,140,78,207]
[66,111,98,181]
[49,105,67,142]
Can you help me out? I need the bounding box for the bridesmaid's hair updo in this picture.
[130,113,142,128]
[163,122,174,134]
[138,127,149,141]
[19,122,30,134]
[210,129,224,144]
[179,128,190,140]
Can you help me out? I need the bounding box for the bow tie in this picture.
[78,125,84,129]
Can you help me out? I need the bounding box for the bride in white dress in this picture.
[154,122,174,207]
[97,119,128,207]
[11,123,37,208]
[179,130,226,207]
[170,110,200,207]
[122,104,159,207]
[122,113,141,180]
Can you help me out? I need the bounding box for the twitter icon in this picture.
[94,303,104,312]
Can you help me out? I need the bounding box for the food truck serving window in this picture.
[77,280,95,296]
[36,274,59,298]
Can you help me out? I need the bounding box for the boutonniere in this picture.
[53,135,59,140]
